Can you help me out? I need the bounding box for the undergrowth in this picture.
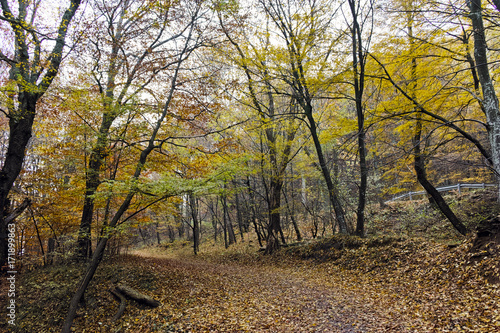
[2,189,499,332]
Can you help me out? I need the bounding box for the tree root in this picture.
[109,288,127,321]
[109,284,161,321]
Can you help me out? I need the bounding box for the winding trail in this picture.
[125,250,404,332]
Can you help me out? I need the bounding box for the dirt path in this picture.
[123,250,404,333]
[13,238,500,332]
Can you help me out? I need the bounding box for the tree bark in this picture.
[109,288,127,321]
[283,185,302,241]
[246,177,264,247]
[265,179,284,254]
[410,56,467,235]
[0,0,81,268]
[468,0,500,197]
[114,284,161,307]
[77,125,114,259]
[156,221,161,245]
[413,131,468,236]
[305,107,349,234]
[189,193,200,255]
[348,0,369,237]
[225,193,237,246]
[5,198,30,225]
[233,188,245,240]
[0,97,36,268]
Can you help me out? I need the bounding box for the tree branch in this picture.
[370,53,493,165]
[5,198,30,224]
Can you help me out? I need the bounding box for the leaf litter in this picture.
[4,233,499,332]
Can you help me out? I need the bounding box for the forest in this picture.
[1,0,500,332]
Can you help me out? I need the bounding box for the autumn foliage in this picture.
[1,0,500,331]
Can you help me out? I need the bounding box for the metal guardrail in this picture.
[386,183,497,202]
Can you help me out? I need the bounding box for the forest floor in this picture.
[2,190,500,332]
[4,232,500,333]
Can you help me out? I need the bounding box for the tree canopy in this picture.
[1,0,500,330]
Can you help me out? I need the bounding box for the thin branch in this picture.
[370,53,492,164]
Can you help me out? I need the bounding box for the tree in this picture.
[366,0,489,234]
[467,0,500,196]
[216,5,304,253]
[347,0,374,236]
[62,1,209,330]
[258,0,350,234]
[73,0,196,259]
[0,0,82,268]
[406,3,467,235]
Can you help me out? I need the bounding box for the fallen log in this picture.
[109,288,127,321]
[115,284,161,308]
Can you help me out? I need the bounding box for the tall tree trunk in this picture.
[406,9,467,236]
[468,0,500,198]
[211,201,218,243]
[246,177,263,247]
[189,193,200,255]
[233,185,245,240]
[0,97,36,267]
[156,220,161,245]
[77,0,157,259]
[225,193,237,245]
[265,179,284,254]
[77,116,116,259]
[76,6,127,259]
[349,0,369,237]
[413,115,468,235]
[208,198,219,243]
[222,192,234,248]
[62,230,111,333]
[138,227,147,245]
[305,107,349,234]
